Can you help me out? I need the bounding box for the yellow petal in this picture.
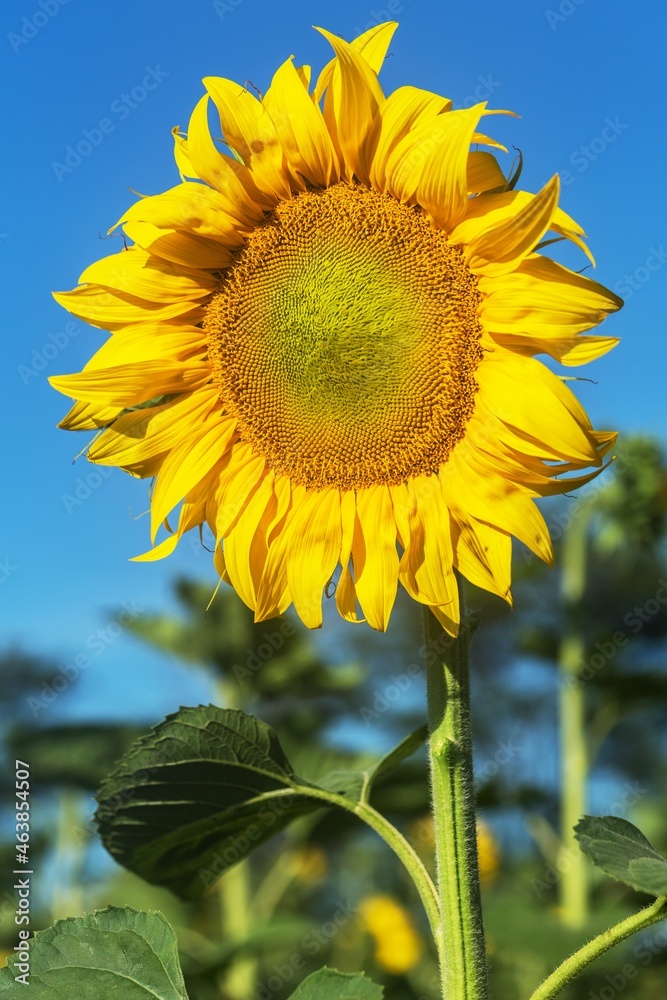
[349,20,398,74]
[428,604,460,638]
[353,485,399,631]
[264,56,338,187]
[314,20,398,101]
[53,284,205,330]
[384,104,486,214]
[285,487,342,629]
[49,361,211,406]
[203,76,291,202]
[314,27,385,185]
[115,183,249,246]
[336,491,364,624]
[398,477,458,609]
[452,515,512,602]
[223,472,275,610]
[479,255,622,335]
[256,483,306,621]
[88,389,221,467]
[558,335,619,365]
[58,400,121,431]
[467,150,506,194]
[415,104,488,229]
[82,326,206,371]
[133,462,221,561]
[172,125,197,180]
[186,96,264,224]
[123,220,233,271]
[476,353,599,464]
[214,443,266,540]
[441,451,553,565]
[449,183,594,269]
[369,85,452,192]
[249,474,292,620]
[463,174,561,275]
[151,417,236,540]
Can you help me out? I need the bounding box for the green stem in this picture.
[529,896,667,999]
[423,589,489,999]
[558,509,591,928]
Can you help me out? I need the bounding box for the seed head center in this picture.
[205,183,483,490]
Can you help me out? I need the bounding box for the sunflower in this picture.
[50,22,621,633]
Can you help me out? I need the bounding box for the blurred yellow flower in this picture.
[359,893,424,974]
[476,818,501,886]
[409,813,500,884]
[289,845,328,884]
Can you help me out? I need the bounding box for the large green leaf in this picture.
[288,968,383,999]
[96,706,365,898]
[0,907,187,998]
[96,707,429,899]
[575,815,667,896]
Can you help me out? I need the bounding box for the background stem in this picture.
[558,508,591,928]
[423,588,489,999]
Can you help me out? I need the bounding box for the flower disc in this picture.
[206,183,483,490]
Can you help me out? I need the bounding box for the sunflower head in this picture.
[50,22,621,633]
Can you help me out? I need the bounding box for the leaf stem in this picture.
[300,786,441,949]
[529,896,667,999]
[423,588,489,999]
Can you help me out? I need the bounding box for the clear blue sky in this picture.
[1,0,665,722]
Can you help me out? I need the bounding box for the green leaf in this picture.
[0,907,188,998]
[288,968,383,999]
[96,705,326,898]
[575,815,667,896]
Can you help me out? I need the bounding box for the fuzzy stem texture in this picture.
[423,587,489,999]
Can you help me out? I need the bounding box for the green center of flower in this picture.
[205,183,483,490]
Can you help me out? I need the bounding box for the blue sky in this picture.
[1,0,665,724]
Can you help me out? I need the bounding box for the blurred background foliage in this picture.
[1,433,666,999]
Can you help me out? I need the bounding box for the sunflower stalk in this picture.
[423,585,489,999]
